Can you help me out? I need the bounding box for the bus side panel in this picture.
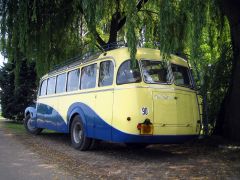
[58,91,112,140]
[95,89,113,141]
[37,97,68,133]
[67,102,112,141]
[67,102,94,137]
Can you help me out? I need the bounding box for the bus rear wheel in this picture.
[24,114,43,135]
[71,115,91,151]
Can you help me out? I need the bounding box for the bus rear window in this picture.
[141,60,169,84]
[171,64,191,86]
[117,60,141,85]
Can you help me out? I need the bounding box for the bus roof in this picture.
[42,47,188,79]
[98,47,188,66]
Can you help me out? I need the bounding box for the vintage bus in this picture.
[24,47,202,150]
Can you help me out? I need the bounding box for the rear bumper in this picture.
[112,130,198,144]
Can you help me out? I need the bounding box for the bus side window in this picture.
[81,64,97,89]
[171,64,190,86]
[67,69,80,92]
[47,77,56,95]
[116,60,141,85]
[56,73,66,93]
[40,79,47,96]
[99,61,114,87]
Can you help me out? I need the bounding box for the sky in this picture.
[0,53,5,66]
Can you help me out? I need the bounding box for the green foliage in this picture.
[0,60,37,120]
[0,62,15,119]
[207,43,232,130]
[0,0,234,134]
[1,0,84,77]
[126,0,138,66]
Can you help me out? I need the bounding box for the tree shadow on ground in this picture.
[38,131,206,160]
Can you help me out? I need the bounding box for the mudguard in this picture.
[67,102,94,137]
[24,106,37,127]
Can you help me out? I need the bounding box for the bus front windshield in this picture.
[141,60,169,84]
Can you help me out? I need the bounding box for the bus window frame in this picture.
[46,76,57,95]
[66,68,80,92]
[171,63,194,89]
[98,60,115,87]
[39,79,48,96]
[139,59,172,85]
[116,59,142,85]
[38,56,117,96]
[56,72,67,94]
[80,63,97,90]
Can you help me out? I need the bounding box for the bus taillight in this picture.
[137,119,153,135]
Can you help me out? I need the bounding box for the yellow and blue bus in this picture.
[24,47,202,150]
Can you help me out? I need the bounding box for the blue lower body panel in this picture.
[35,102,198,144]
[111,131,198,144]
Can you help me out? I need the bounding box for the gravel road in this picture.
[0,120,240,179]
[0,125,76,180]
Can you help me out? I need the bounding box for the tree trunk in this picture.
[221,0,240,141]
[89,0,149,49]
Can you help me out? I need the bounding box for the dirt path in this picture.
[1,120,240,179]
[0,122,76,180]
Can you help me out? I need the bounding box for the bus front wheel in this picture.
[71,115,91,151]
[24,114,43,135]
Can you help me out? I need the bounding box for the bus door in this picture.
[95,60,114,140]
[37,77,58,130]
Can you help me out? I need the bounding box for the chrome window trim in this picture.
[38,88,114,99]
[38,85,197,99]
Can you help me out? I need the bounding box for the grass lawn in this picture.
[3,121,25,133]
[1,119,56,134]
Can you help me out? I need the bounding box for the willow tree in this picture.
[0,0,240,140]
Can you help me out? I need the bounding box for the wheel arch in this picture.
[24,107,37,120]
[67,103,87,134]
[68,113,80,132]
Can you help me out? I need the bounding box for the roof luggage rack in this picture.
[48,41,127,76]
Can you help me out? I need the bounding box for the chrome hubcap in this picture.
[73,122,83,144]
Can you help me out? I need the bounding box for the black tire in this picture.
[125,143,149,149]
[71,115,92,151]
[89,139,101,150]
[24,114,43,135]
